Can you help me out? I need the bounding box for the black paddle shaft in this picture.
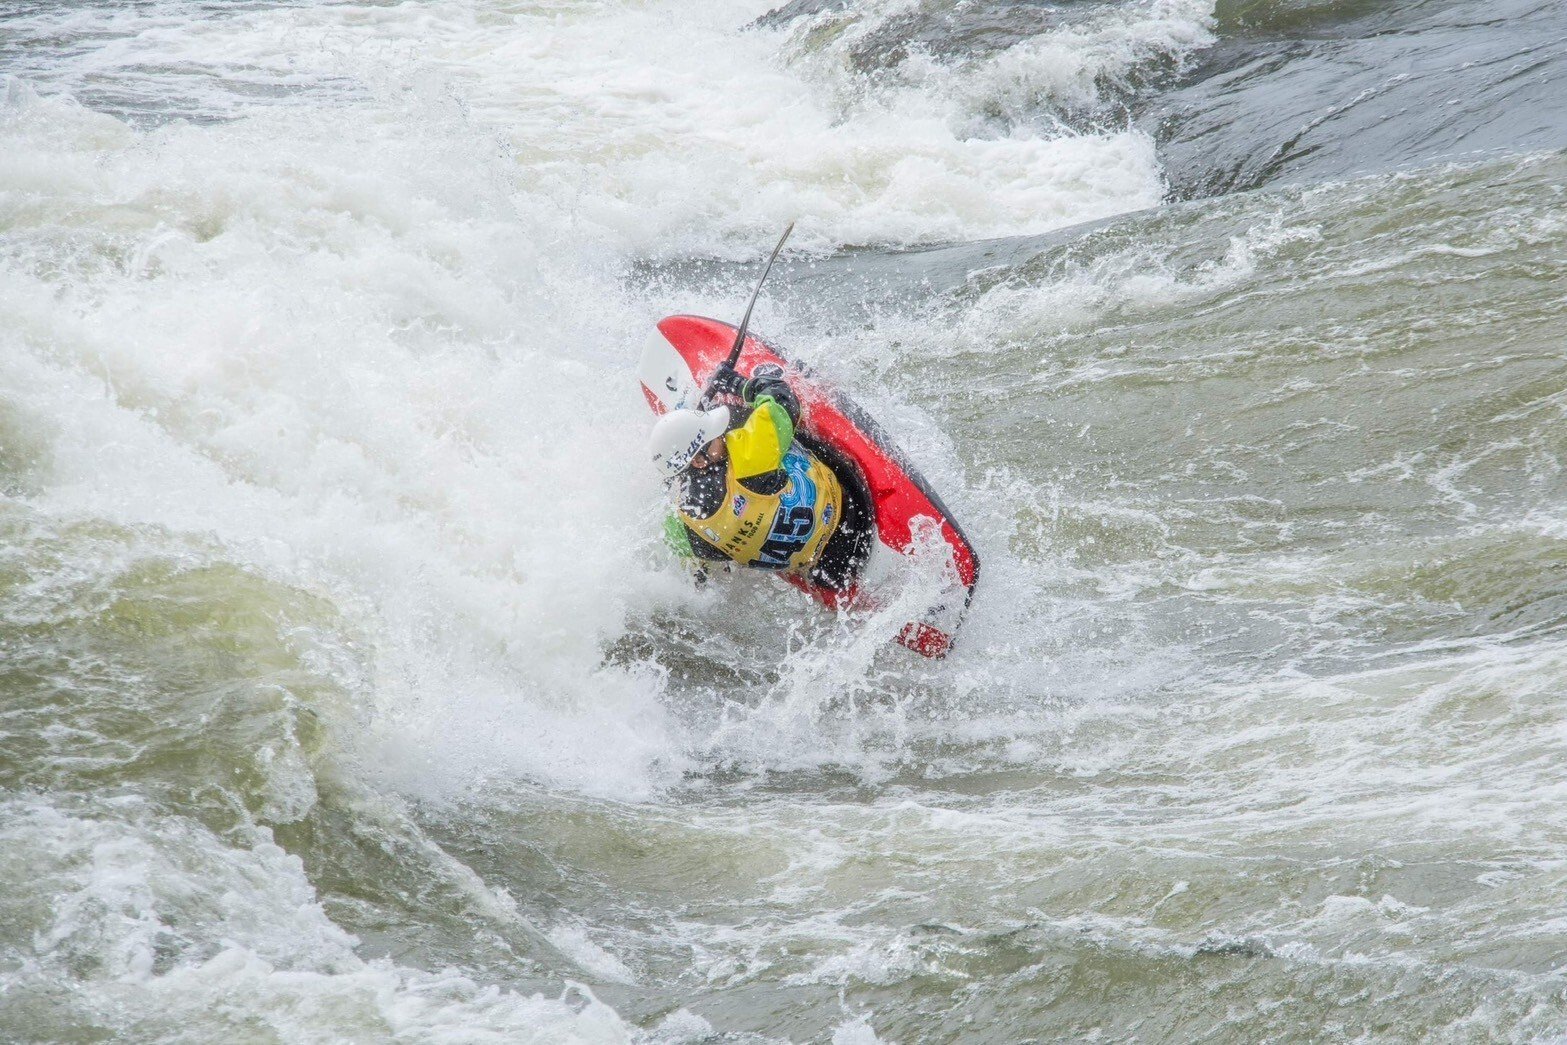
[699,221,795,407]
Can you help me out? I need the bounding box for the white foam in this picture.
[1,70,694,801]
[0,0,1206,802]
[831,1015,888,1044]
[4,0,1218,254]
[548,923,638,986]
[0,797,633,1041]
[784,0,1215,137]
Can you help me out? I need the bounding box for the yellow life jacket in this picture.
[678,444,843,573]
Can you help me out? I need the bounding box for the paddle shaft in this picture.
[699,221,794,407]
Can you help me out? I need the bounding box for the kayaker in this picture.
[649,362,870,590]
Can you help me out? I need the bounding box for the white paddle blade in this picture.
[638,327,700,414]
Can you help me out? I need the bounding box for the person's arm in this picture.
[725,365,800,482]
[742,365,800,427]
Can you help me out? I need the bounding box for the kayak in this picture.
[638,314,980,658]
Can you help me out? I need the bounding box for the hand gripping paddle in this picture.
[698,221,795,408]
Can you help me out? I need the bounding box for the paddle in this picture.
[698,221,795,408]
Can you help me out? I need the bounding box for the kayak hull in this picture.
[639,315,979,658]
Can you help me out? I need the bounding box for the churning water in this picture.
[3,0,1567,1040]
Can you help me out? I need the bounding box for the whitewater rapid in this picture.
[5,0,1567,1039]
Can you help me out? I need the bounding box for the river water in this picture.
[3,0,1566,1040]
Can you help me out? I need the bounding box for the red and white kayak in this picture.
[639,315,980,658]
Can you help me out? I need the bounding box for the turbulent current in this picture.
[2,0,1566,1040]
